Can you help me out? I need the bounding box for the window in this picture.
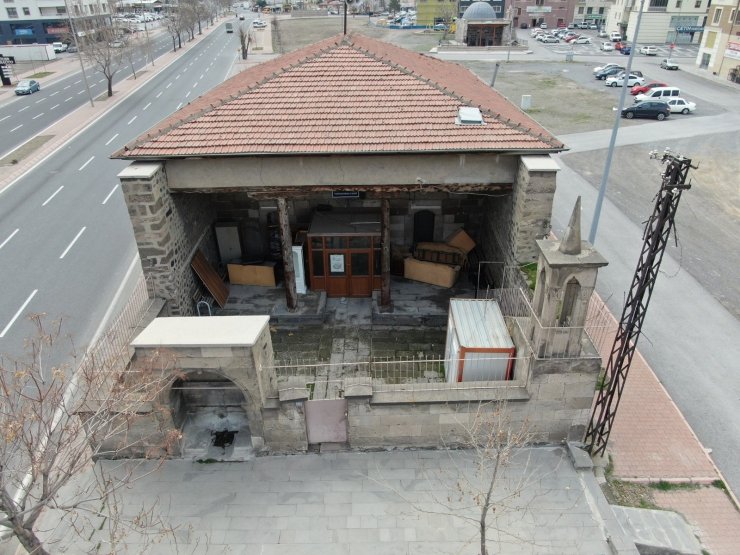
[6,6,17,17]
[676,0,682,7]
[56,6,66,14]
[649,0,669,8]
[587,7,593,14]
[705,30,716,47]
[712,8,722,24]
[22,6,28,14]
[599,7,605,14]
[578,7,584,14]
[694,1,701,8]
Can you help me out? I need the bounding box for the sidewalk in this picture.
[589,295,740,554]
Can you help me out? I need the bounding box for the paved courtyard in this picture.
[37,447,620,554]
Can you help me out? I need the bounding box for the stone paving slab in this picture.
[35,447,621,554]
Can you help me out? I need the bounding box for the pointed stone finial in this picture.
[559,196,582,255]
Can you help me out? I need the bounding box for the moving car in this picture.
[605,73,645,87]
[660,58,679,70]
[252,19,267,28]
[666,98,696,114]
[574,36,592,44]
[621,101,670,120]
[600,41,614,51]
[640,45,658,56]
[630,81,667,95]
[594,66,625,80]
[15,79,40,95]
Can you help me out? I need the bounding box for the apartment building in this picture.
[0,0,112,45]
[604,0,708,44]
[696,0,740,82]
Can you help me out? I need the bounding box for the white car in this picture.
[600,42,614,52]
[666,98,696,114]
[593,62,621,74]
[640,45,658,56]
[574,36,592,44]
[252,19,267,28]
[605,73,645,87]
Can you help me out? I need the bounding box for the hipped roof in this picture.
[113,33,564,160]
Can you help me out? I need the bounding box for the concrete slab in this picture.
[612,506,702,555]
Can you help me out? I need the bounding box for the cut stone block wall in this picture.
[119,163,218,316]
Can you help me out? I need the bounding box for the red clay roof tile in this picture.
[114,34,564,159]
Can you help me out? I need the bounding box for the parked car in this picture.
[433,23,447,31]
[541,35,559,43]
[539,22,547,29]
[610,32,622,42]
[14,79,40,95]
[66,44,79,53]
[630,81,667,95]
[52,41,67,53]
[574,36,592,44]
[621,101,671,120]
[600,41,614,51]
[666,98,696,114]
[605,73,645,87]
[564,35,580,43]
[252,19,267,28]
[635,86,680,103]
[593,62,622,74]
[594,66,625,80]
[640,45,658,56]
[614,41,629,51]
[620,46,632,55]
[660,58,679,70]
[109,40,126,48]
[598,30,608,38]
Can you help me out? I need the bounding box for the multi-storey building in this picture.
[696,0,740,82]
[509,0,579,30]
[572,0,611,28]
[0,0,112,45]
[416,0,459,27]
[604,0,708,44]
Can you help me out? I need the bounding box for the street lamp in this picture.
[63,0,94,108]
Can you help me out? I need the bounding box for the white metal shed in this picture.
[444,298,516,382]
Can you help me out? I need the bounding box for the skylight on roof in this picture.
[457,107,484,125]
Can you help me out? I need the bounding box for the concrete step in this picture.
[611,505,702,555]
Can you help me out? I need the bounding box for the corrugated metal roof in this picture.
[449,298,513,349]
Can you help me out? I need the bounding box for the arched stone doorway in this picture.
[170,370,254,461]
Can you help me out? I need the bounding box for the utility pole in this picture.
[585,151,695,457]
[63,0,94,108]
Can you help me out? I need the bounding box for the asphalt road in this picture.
[0,22,241,361]
[0,32,176,158]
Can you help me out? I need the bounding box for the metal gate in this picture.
[304,399,347,444]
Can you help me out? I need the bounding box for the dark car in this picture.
[594,66,625,80]
[620,46,632,55]
[621,101,671,121]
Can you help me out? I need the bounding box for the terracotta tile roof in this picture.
[114,34,564,159]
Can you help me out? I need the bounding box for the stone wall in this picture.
[119,163,218,316]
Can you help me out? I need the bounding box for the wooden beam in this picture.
[276,197,297,311]
[174,183,513,197]
[380,198,391,309]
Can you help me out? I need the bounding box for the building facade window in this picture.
[705,30,716,47]
[712,8,722,25]
[650,0,669,9]
[599,7,604,14]
[578,6,584,14]
[6,6,17,17]
[22,5,29,14]
[587,7,593,14]
[694,1,701,8]
[676,0,682,7]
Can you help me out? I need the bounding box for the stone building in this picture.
[455,1,509,46]
[113,33,565,316]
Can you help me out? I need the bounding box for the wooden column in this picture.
[380,198,391,309]
[276,197,297,311]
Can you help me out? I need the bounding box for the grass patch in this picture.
[29,71,53,78]
[595,369,608,391]
[712,479,727,491]
[520,263,537,290]
[0,135,54,167]
[605,480,659,510]
[649,480,700,492]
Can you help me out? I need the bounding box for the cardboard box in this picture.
[445,228,476,254]
[404,257,459,288]
[227,262,277,287]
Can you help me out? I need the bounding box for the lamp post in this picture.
[63,0,94,108]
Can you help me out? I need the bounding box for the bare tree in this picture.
[72,17,126,98]
[165,11,183,51]
[237,23,254,60]
[0,315,182,554]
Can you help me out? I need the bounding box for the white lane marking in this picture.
[185,91,190,98]
[18,106,29,112]
[200,74,204,79]
[156,91,163,98]
[35,98,45,103]
[42,185,64,206]
[74,80,81,84]
[65,97,73,102]
[128,115,137,125]
[50,104,60,110]
[143,102,151,111]
[102,184,118,205]
[105,133,119,146]
[77,90,85,95]
[0,115,9,122]
[166,82,172,88]
[98,79,105,84]
[176,102,182,110]
[32,113,44,120]
[59,227,86,259]
[78,156,94,171]
[175,74,180,80]
[64,85,71,90]
[0,289,38,338]
[0,228,19,250]
[192,82,198,88]
[10,124,22,132]
[50,91,59,97]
